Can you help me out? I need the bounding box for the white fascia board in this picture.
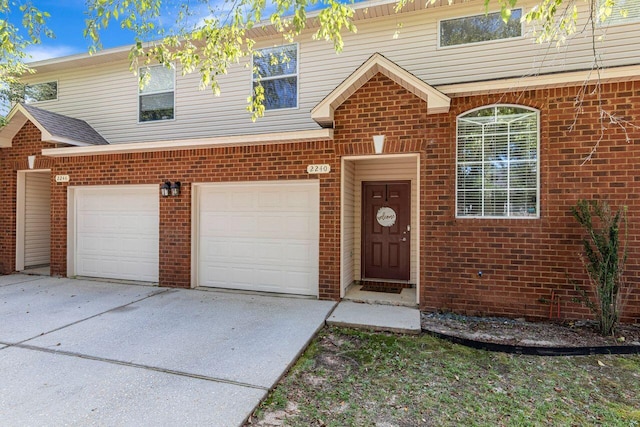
[437,65,640,96]
[42,129,333,157]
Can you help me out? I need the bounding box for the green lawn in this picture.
[248,328,640,426]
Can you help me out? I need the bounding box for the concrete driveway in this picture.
[0,274,335,426]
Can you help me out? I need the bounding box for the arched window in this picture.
[456,105,539,218]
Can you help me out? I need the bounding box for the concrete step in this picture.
[327,301,421,334]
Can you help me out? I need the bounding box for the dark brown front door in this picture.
[362,181,410,281]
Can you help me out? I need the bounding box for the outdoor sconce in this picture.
[161,181,181,197]
[170,181,181,197]
[161,181,171,197]
[373,135,385,154]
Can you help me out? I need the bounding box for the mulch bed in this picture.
[421,312,640,350]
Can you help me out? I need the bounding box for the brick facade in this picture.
[1,73,639,322]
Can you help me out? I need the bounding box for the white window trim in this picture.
[24,80,58,104]
[455,104,540,220]
[251,43,299,112]
[137,64,176,124]
[437,9,525,49]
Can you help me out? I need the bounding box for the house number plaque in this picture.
[55,175,70,183]
[376,207,397,227]
[306,164,331,174]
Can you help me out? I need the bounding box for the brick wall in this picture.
[2,73,639,322]
[50,142,340,298]
[334,74,639,322]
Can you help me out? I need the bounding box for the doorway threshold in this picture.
[344,282,417,307]
[21,265,50,276]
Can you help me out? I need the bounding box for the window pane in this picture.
[601,0,640,25]
[253,45,297,79]
[255,77,297,110]
[510,161,537,188]
[440,9,522,47]
[509,189,537,217]
[458,135,483,162]
[140,92,174,122]
[484,190,508,216]
[140,66,174,94]
[456,105,539,219]
[457,191,481,216]
[24,81,57,103]
[457,164,482,190]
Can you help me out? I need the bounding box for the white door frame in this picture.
[340,153,420,304]
[15,169,51,271]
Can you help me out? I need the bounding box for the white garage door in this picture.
[74,186,159,282]
[197,181,319,296]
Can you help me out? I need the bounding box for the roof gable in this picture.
[311,53,451,128]
[0,103,109,148]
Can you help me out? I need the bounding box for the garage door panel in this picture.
[198,182,319,296]
[75,187,159,282]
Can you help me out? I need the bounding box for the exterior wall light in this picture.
[373,135,385,154]
[170,181,181,197]
[161,181,171,197]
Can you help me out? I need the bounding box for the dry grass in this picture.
[247,327,640,427]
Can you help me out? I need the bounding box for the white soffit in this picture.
[311,53,451,127]
[42,129,334,157]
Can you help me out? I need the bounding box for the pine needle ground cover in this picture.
[249,328,640,426]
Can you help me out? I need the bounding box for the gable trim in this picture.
[311,53,451,128]
[0,104,101,148]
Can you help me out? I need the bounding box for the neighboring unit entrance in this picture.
[16,170,52,271]
[362,181,410,281]
[73,186,159,282]
[196,181,319,296]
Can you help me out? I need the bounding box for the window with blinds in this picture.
[456,105,539,218]
[600,0,640,26]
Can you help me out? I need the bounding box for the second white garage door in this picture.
[196,181,319,296]
[73,186,159,282]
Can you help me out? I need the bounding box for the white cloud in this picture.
[25,45,80,63]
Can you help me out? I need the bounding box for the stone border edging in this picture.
[423,328,640,356]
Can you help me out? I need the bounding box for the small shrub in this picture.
[571,199,628,336]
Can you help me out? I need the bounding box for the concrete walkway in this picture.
[327,301,422,334]
[0,274,335,426]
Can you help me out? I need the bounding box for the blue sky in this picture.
[18,0,327,63]
[18,1,138,62]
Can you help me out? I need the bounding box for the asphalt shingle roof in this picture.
[21,103,109,146]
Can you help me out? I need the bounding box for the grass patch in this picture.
[248,327,640,426]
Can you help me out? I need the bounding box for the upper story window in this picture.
[24,81,58,103]
[252,44,298,110]
[599,0,640,25]
[456,105,539,219]
[139,65,175,122]
[439,9,523,47]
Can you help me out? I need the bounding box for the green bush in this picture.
[571,199,628,336]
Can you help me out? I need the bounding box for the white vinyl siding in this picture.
[24,172,51,267]
[456,105,539,219]
[24,0,639,144]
